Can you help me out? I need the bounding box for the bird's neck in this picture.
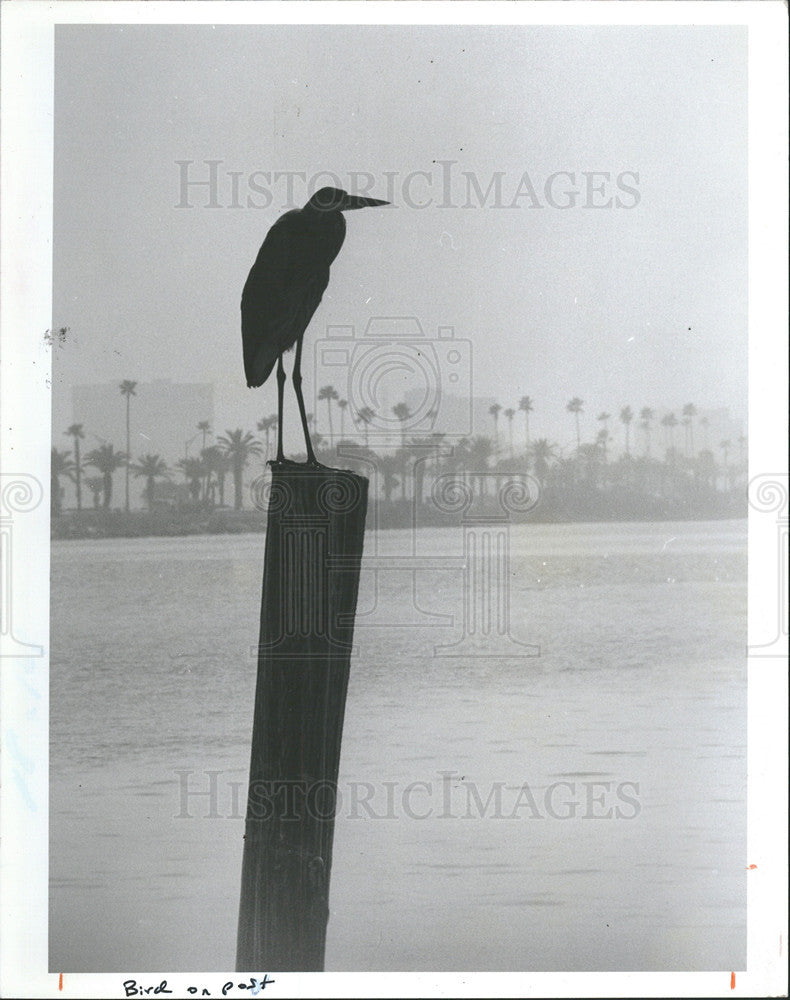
[302,204,336,220]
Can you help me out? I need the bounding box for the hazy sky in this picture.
[53,24,747,451]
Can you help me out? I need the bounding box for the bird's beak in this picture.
[340,194,390,210]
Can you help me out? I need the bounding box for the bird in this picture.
[241,186,389,466]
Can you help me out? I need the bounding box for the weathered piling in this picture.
[236,464,368,972]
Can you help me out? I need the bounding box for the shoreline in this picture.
[51,494,746,541]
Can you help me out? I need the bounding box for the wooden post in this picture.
[236,465,368,972]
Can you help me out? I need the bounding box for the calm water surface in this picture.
[50,520,746,971]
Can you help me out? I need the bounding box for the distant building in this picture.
[71,379,215,466]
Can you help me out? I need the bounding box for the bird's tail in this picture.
[242,314,281,389]
[244,345,279,389]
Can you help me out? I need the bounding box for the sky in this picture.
[52,24,747,454]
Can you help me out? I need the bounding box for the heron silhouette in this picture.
[242,186,389,466]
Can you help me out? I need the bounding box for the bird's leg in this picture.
[275,354,286,463]
[292,335,320,466]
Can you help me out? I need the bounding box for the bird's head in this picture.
[306,187,389,213]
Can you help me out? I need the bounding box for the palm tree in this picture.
[133,454,169,511]
[518,396,533,452]
[596,427,609,464]
[597,413,611,462]
[395,446,410,501]
[619,406,634,457]
[196,422,212,496]
[503,408,516,458]
[318,385,339,444]
[700,416,710,451]
[84,476,104,509]
[86,443,127,509]
[429,431,446,482]
[256,414,278,462]
[64,423,85,512]
[530,438,557,484]
[356,406,375,448]
[202,445,231,507]
[119,380,138,512]
[177,456,205,504]
[566,397,584,451]
[469,436,494,497]
[337,399,349,440]
[199,446,216,505]
[407,438,430,503]
[488,403,502,455]
[660,413,670,448]
[682,404,698,457]
[392,401,411,449]
[217,429,263,511]
[197,420,211,451]
[661,412,678,457]
[579,442,604,486]
[377,454,400,503]
[695,449,717,490]
[51,448,75,516]
[720,439,731,490]
[639,407,655,458]
[442,437,466,478]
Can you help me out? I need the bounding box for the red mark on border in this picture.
[59,973,63,991]
[730,971,736,989]
[747,864,757,870]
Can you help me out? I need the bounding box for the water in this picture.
[50,520,746,971]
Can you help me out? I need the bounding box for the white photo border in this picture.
[1,2,786,998]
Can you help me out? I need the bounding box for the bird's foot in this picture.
[268,457,332,471]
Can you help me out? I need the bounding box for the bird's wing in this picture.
[241,214,330,388]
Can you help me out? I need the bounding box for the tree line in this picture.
[51,381,745,520]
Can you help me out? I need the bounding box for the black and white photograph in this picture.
[0,2,787,997]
